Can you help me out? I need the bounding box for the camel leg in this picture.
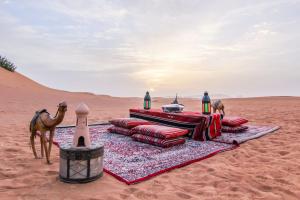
[40,136,44,158]
[41,132,50,164]
[48,130,54,160]
[30,133,38,159]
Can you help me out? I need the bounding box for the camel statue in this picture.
[212,99,225,116]
[30,102,67,164]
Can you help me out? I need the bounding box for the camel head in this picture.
[58,101,68,112]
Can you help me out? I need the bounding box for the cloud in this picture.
[0,0,299,96]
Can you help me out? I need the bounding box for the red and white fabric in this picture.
[222,116,248,127]
[204,113,222,140]
[109,117,152,129]
[132,134,186,148]
[130,125,189,139]
[129,108,210,141]
[107,126,132,136]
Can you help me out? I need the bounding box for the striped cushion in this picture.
[222,117,248,127]
[108,126,132,136]
[222,125,248,133]
[132,134,186,148]
[131,125,189,139]
[205,113,222,140]
[109,118,152,129]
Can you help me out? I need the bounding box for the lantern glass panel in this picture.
[144,100,151,109]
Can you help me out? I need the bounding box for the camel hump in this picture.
[29,109,49,133]
[212,99,223,108]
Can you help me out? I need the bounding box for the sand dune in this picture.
[0,68,299,199]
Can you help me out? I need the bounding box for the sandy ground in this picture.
[0,67,299,200]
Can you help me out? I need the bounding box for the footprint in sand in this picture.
[124,187,139,193]
[258,184,272,192]
[207,168,215,172]
[4,148,20,153]
[278,151,289,156]
[46,170,57,175]
[274,178,292,185]
[230,186,239,192]
[119,194,129,199]
[257,149,267,153]
[0,171,17,179]
[150,183,166,192]
[124,188,158,199]
[176,192,192,199]
[134,191,158,199]
[161,175,169,179]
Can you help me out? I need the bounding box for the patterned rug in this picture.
[51,124,236,184]
[213,125,280,144]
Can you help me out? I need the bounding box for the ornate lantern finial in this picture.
[172,93,179,104]
[202,91,211,115]
[144,91,151,110]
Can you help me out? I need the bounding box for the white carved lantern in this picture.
[73,103,91,148]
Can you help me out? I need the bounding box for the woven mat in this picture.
[51,124,236,184]
[214,125,280,144]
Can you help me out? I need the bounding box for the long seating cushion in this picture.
[132,134,186,148]
[130,125,189,139]
[222,125,248,133]
[222,116,248,127]
[109,118,153,129]
[108,126,132,136]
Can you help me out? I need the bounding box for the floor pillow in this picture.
[130,125,189,139]
[132,134,186,148]
[222,125,248,133]
[222,116,248,127]
[108,126,132,136]
[109,118,153,129]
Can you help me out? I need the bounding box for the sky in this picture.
[0,0,299,97]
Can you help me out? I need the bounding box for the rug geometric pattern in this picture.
[53,124,236,184]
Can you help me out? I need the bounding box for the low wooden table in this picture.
[129,109,222,141]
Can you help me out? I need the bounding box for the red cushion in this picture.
[222,117,248,127]
[222,125,248,133]
[206,113,222,139]
[109,118,152,129]
[130,125,189,139]
[132,134,186,148]
[108,126,132,136]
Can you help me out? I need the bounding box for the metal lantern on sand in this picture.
[202,91,211,115]
[144,91,151,110]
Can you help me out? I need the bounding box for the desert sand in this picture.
[0,67,299,200]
